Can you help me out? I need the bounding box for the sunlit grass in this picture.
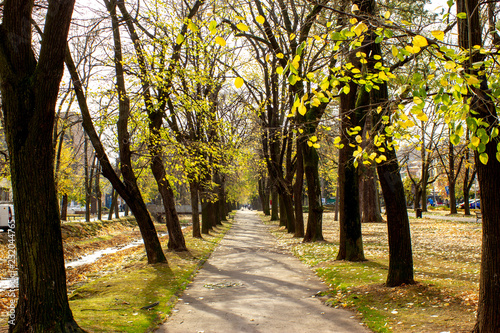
[69,221,232,332]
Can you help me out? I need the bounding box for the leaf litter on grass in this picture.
[263,212,480,332]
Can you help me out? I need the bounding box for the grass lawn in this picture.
[0,217,232,333]
[263,212,479,333]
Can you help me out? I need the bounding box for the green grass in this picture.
[69,222,232,333]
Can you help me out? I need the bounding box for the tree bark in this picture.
[359,163,383,223]
[457,0,500,330]
[0,0,85,331]
[60,194,68,222]
[116,0,189,251]
[293,140,305,237]
[271,188,279,221]
[336,65,364,260]
[190,181,202,238]
[303,140,324,242]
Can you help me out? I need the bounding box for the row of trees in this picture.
[0,0,498,331]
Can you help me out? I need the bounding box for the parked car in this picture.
[470,199,480,209]
[460,199,480,209]
[0,203,14,231]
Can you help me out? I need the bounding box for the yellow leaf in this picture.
[320,80,329,91]
[313,143,320,149]
[412,35,428,48]
[379,71,388,81]
[235,15,245,20]
[307,141,313,147]
[276,66,284,75]
[276,53,284,59]
[354,22,368,36]
[471,136,480,147]
[350,17,358,25]
[444,61,457,70]
[417,112,428,121]
[298,102,307,116]
[237,23,249,32]
[467,76,480,85]
[355,135,362,143]
[310,135,318,142]
[188,21,199,32]
[234,77,244,89]
[440,79,449,86]
[404,120,415,128]
[176,34,184,45]
[351,4,359,12]
[384,11,391,19]
[431,30,444,41]
[306,72,315,80]
[290,33,296,40]
[392,45,399,57]
[413,96,423,104]
[479,153,488,164]
[256,15,265,24]
[353,146,362,157]
[369,152,377,160]
[215,36,226,47]
[405,45,418,54]
[377,106,382,114]
[312,98,321,107]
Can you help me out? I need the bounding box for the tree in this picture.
[456,0,500,330]
[0,0,86,331]
[65,4,167,264]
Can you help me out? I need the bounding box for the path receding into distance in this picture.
[156,210,370,333]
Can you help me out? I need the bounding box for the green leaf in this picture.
[457,12,467,19]
[450,134,460,145]
[479,153,489,164]
[496,152,500,163]
[492,127,499,138]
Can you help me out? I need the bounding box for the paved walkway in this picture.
[157,210,370,333]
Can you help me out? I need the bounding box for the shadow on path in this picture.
[156,211,371,333]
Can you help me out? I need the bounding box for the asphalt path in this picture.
[157,210,370,333]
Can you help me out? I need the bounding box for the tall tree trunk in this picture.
[377,148,415,286]
[104,0,167,263]
[0,0,85,331]
[95,162,102,221]
[270,186,279,220]
[108,189,117,220]
[303,141,324,242]
[190,181,202,238]
[84,136,91,222]
[457,0,500,330]
[336,67,364,260]
[293,140,305,237]
[117,0,189,252]
[359,164,383,223]
[258,176,271,216]
[447,137,457,214]
[219,176,227,221]
[279,194,287,227]
[60,194,68,221]
[67,12,166,263]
